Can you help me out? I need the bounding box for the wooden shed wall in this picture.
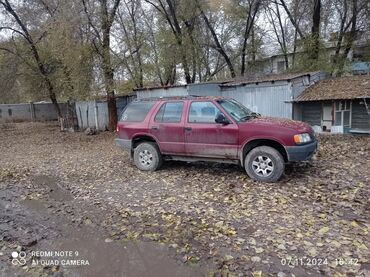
[301,102,322,126]
[352,99,370,129]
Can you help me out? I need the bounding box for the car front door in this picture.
[149,101,186,154]
[184,100,239,159]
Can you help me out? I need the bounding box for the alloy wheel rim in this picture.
[252,155,274,177]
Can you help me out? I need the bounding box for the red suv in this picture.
[115,96,317,182]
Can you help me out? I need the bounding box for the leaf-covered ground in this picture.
[0,122,369,276]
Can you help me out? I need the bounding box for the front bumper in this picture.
[115,138,132,151]
[285,141,318,162]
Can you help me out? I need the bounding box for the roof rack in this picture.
[137,95,213,101]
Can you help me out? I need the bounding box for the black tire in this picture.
[244,146,284,183]
[133,142,163,171]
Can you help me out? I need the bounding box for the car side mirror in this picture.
[215,113,230,125]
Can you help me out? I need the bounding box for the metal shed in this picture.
[219,72,327,119]
[135,85,187,99]
[133,71,327,119]
[220,81,292,118]
[187,82,223,96]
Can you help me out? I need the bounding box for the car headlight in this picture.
[294,133,312,144]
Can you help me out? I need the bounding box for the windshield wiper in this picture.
[240,113,260,121]
[240,115,252,121]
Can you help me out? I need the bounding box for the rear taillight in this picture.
[116,125,119,132]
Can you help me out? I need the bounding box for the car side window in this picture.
[188,101,221,123]
[155,102,184,123]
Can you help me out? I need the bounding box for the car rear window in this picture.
[120,101,155,122]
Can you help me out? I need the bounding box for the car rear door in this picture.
[184,100,239,159]
[149,100,186,154]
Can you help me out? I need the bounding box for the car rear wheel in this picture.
[133,142,162,171]
[244,146,284,183]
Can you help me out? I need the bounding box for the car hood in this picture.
[242,116,312,132]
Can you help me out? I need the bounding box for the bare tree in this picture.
[266,2,289,70]
[331,0,367,75]
[82,0,121,130]
[144,11,177,85]
[197,1,236,78]
[279,0,305,39]
[0,0,62,119]
[279,0,322,66]
[113,0,148,88]
[144,0,194,83]
[240,0,261,75]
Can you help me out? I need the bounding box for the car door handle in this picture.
[151,126,159,130]
[184,127,192,131]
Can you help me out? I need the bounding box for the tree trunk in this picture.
[331,0,349,74]
[267,3,288,71]
[184,20,197,83]
[337,0,357,75]
[100,0,118,131]
[310,0,321,61]
[276,3,288,70]
[45,78,62,119]
[103,61,117,130]
[240,0,260,75]
[292,28,298,67]
[180,45,192,84]
[251,27,256,63]
[102,35,117,131]
[107,89,117,131]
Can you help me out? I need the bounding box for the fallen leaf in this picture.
[308,247,317,257]
[252,271,262,277]
[251,256,261,263]
[224,254,233,261]
[318,227,330,235]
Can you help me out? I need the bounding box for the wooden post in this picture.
[30,102,35,122]
[94,100,99,131]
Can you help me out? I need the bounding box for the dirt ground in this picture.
[0,122,369,277]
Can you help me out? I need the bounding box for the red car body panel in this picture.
[148,100,187,154]
[184,100,239,158]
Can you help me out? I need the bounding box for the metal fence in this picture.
[75,95,135,131]
[1,94,135,131]
[0,102,70,122]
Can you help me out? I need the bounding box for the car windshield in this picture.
[217,99,255,122]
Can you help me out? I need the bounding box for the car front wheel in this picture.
[133,142,162,171]
[244,146,285,183]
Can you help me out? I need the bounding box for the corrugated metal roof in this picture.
[133,80,228,92]
[135,95,224,101]
[294,75,370,102]
[133,84,186,91]
[221,71,321,87]
[133,72,322,91]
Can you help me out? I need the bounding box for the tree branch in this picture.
[279,0,305,39]
[0,26,29,42]
[109,0,121,26]
[82,0,102,43]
